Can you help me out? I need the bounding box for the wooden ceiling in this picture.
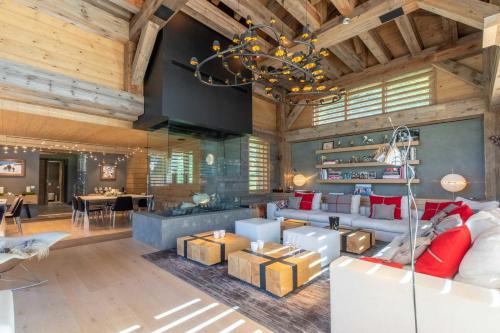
[87,0,499,97]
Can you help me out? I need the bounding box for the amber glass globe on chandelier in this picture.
[189,16,346,106]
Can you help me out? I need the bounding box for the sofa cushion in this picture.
[369,195,402,219]
[326,194,352,214]
[415,225,471,278]
[295,192,314,210]
[312,193,322,210]
[458,225,500,288]
[371,204,396,220]
[455,196,499,212]
[465,210,500,241]
[352,216,433,235]
[275,208,309,221]
[447,204,474,222]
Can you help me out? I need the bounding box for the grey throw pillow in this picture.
[435,214,463,234]
[326,194,352,214]
[372,204,396,220]
[288,197,302,210]
[392,235,433,265]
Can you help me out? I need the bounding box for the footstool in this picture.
[283,226,340,267]
[235,218,280,243]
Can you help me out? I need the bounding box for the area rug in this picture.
[143,243,385,333]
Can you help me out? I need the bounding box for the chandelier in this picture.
[189,17,345,106]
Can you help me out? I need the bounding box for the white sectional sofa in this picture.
[267,202,432,242]
[330,256,500,333]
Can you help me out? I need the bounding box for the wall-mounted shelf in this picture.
[317,179,421,184]
[316,141,420,154]
[316,160,420,169]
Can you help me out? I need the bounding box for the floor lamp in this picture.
[374,123,419,333]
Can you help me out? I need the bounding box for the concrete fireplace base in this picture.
[132,208,252,250]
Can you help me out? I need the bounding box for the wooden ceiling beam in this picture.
[131,21,161,85]
[108,0,141,13]
[83,0,134,20]
[433,59,484,89]
[130,0,187,41]
[181,0,272,53]
[358,30,391,64]
[219,0,295,41]
[442,18,458,44]
[417,0,499,30]
[329,0,357,16]
[330,41,365,71]
[281,0,323,31]
[395,15,422,55]
[484,13,500,47]
[315,0,419,49]
[16,0,129,42]
[318,32,483,93]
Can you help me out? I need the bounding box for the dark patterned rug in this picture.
[143,243,385,333]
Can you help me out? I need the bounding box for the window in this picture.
[248,136,269,193]
[314,68,434,126]
[149,151,194,186]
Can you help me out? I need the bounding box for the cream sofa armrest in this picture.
[266,202,278,220]
[330,256,500,333]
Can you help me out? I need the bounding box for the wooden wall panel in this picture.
[252,97,277,132]
[458,54,483,73]
[0,1,124,90]
[289,106,313,131]
[126,151,148,194]
[435,69,483,104]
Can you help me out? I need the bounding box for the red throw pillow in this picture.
[447,204,474,222]
[294,192,314,210]
[415,225,471,278]
[360,257,404,269]
[421,201,463,220]
[369,195,402,219]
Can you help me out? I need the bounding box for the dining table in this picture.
[79,194,152,232]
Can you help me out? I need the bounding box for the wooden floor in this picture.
[5,217,132,249]
[10,238,270,333]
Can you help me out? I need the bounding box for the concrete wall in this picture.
[0,151,40,194]
[292,119,485,200]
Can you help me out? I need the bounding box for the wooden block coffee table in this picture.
[228,242,321,297]
[337,227,376,254]
[177,231,250,266]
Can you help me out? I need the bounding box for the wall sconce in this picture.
[440,173,467,199]
[293,173,307,187]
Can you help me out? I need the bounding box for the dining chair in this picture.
[5,197,24,235]
[137,196,153,212]
[110,196,134,228]
[71,196,79,225]
[76,197,104,227]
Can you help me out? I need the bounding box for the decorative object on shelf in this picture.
[362,136,374,145]
[0,159,25,177]
[100,164,117,180]
[396,128,420,142]
[320,155,327,164]
[409,147,417,160]
[349,140,355,146]
[368,171,377,179]
[354,184,373,196]
[322,141,334,150]
[189,8,346,106]
[440,172,467,198]
[349,156,358,163]
[336,140,342,147]
[383,134,389,143]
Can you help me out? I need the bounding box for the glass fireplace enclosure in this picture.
[147,128,249,216]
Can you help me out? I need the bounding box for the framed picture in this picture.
[0,159,25,177]
[322,141,334,150]
[354,184,373,197]
[100,164,117,180]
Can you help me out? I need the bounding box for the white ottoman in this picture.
[283,226,340,267]
[235,218,281,243]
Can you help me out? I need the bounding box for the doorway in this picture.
[46,161,64,203]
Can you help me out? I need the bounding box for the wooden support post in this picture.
[131,21,161,85]
[277,92,292,190]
